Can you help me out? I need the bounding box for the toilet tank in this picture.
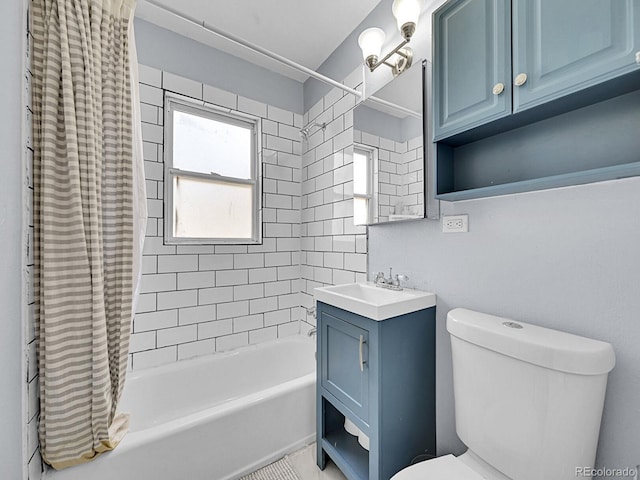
[447,309,615,480]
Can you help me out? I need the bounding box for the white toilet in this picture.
[392,308,615,480]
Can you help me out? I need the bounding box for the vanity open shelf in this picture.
[321,400,370,480]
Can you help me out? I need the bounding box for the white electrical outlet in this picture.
[442,214,469,233]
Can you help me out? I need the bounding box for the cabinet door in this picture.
[320,311,369,422]
[513,0,640,112]
[433,0,512,141]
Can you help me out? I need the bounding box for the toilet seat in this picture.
[391,454,485,480]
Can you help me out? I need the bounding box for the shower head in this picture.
[299,121,326,140]
[299,126,311,139]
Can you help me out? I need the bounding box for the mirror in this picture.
[353,61,425,225]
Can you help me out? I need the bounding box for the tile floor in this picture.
[287,444,347,480]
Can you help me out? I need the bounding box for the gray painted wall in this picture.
[0,0,26,478]
[369,178,640,470]
[134,18,304,114]
[304,0,398,111]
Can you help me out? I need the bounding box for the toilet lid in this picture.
[391,455,485,480]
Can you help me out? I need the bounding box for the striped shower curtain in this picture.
[31,0,144,469]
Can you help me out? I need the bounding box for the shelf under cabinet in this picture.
[435,89,640,200]
[322,429,370,480]
[321,393,370,480]
[436,161,640,201]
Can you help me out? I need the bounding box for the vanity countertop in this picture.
[314,282,436,321]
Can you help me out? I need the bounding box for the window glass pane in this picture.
[173,110,252,179]
[354,197,369,226]
[173,175,253,239]
[353,150,368,195]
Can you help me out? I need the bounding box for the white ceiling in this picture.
[135,0,384,83]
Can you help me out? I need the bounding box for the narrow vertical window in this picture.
[164,95,262,244]
[353,144,375,226]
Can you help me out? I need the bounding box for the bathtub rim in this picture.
[120,371,315,447]
[125,334,316,382]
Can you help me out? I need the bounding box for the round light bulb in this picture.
[392,0,422,39]
[358,27,386,67]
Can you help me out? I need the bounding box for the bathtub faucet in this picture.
[307,327,317,337]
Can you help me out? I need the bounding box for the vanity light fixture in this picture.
[358,0,423,76]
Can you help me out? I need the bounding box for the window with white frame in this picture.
[164,95,261,244]
[353,144,375,226]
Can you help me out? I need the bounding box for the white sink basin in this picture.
[314,282,436,321]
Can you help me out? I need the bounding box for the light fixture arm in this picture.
[365,39,414,77]
[369,39,409,71]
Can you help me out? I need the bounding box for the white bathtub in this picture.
[44,335,316,480]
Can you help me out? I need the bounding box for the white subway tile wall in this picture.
[354,130,424,223]
[23,54,378,474]
[132,65,306,369]
[300,70,369,329]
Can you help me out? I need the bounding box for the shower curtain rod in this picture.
[365,97,421,119]
[140,0,363,98]
[140,1,421,120]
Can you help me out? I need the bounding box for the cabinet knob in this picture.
[514,73,528,87]
[636,51,640,65]
[492,82,505,95]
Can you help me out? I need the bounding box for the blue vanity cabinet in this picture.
[433,0,512,141]
[512,0,640,113]
[316,302,436,480]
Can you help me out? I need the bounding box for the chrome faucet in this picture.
[374,271,387,285]
[374,268,409,291]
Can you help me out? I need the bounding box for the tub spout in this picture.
[307,327,317,337]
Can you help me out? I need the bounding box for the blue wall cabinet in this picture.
[316,302,436,480]
[433,0,512,141]
[513,0,640,112]
[432,0,640,200]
